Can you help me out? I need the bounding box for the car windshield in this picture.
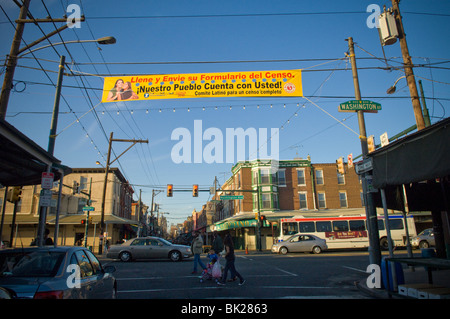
[419,229,432,236]
[157,238,172,246]
[0,251,65,277]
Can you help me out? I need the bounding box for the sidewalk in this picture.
[357,264,450,299]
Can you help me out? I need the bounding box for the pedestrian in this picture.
[44,228,53,245]
[191,231,206,274]
[212,231,224,261]
[217,232,245,286]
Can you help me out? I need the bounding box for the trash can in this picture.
[381,257,405,291]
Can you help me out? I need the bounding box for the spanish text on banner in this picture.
[102,69,302,102]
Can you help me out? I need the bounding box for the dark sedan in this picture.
[0,246,116,299]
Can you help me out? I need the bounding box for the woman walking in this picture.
[191,231,206,274]
[217,232,245,286]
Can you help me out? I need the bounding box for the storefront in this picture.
[213,214,272,250]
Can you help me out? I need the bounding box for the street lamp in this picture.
[17,36,117,57]
[386,76,406,94]
[95,161,105,168]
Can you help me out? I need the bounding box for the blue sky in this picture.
[1,0,449,226]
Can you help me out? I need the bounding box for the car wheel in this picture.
[312,246,322,254]
[119,251,132,262]
[169,250,181,262]
[280,247,288,255]
[380,237,389,250]
[419,240,429,249]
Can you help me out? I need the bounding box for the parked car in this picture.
[272,234,328,254]
[106,236,192,262]
[411,228,435,249]
[0,246,116,299]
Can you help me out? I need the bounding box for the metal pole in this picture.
[53,168,64,247]
[99,132,113,255]
[0,0,30,120]
[347,37,382,266]
[391,0,426,131]
[47,55,65,155]
[0,187,8,245]
[418,80,431,127]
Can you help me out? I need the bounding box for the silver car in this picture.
[272,234,328,255]
[0,246,116,299]
[411,228,435,249]
[106,236,192,262]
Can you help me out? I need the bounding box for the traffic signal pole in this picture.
[347,37,382,267]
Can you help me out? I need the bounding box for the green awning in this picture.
[214,218,269,231]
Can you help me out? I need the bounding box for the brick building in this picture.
[0,167,137,251]
[211,158,363,249]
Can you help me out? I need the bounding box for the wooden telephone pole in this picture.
[98,132,148,254]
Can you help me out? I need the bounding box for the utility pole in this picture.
[0,0,81,119]
[346,37,381,267]
[98,132,148,254]
[47,55,65,155]
[0,0,31,120]
[391,0,426,131]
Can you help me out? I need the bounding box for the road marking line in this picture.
[274,267,298,277]
[342,265,367,273]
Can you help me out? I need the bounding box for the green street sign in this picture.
[339,100,381,113]
[220,195,244,200]
[82,206,95,211]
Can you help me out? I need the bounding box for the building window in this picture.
[278,170,286,186]
[298,192,308,209]
[339,191,348,208]
[78,198,87,213]
[260,169,270,184]
[253,170,258,184]
[337,172,345,185]
[262,193,271,209]
[80,176,88,190]
[273,193,279,209]
[315,170,324,185]
[318,192,326,209]
[297,169,306,185]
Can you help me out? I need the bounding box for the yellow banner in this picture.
[101,69,302,102]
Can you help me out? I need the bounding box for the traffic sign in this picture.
[355,158,373,175]
[41,172,54,189]
[83,206,95,211]
[220,195,244,200]
[347,153,353,168]
[380,132,389,147]
[339,100,381,113]
[39,189,52,207]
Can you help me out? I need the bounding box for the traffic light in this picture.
[192,184,199,197]
[167,184,173,197]
[336,157,345,175]
[72,181,79,195]
[7,186,22,203]
[367,135,375,153]
[81,219,86,225]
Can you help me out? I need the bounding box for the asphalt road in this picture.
[102,250,385,299]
